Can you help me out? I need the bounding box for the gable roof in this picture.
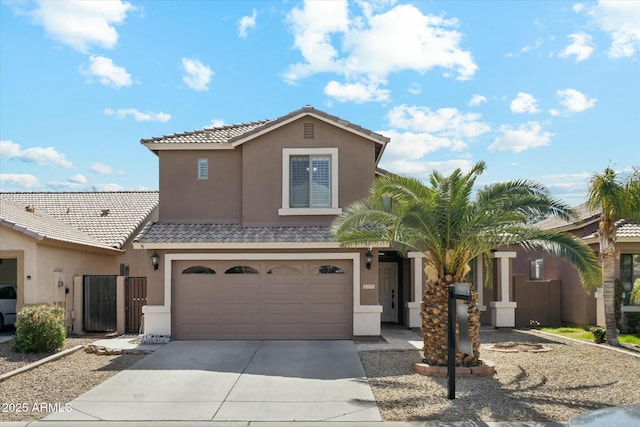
[534,203,600,232]
[0,197,119,252]
[140,105,390,164]
[0,192,158,249]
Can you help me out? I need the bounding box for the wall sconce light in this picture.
[151,251,159,271]
[365,249,373,270]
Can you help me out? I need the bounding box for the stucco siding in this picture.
[158,149,242,223]
[241,117,376,226]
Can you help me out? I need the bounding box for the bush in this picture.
[626,313,640,334]
[14,305,66,353]
[590,327,606,344]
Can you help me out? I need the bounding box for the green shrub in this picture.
[14,305,66,353]
[630,278,640,305]
[590,327,606,344]
[626,313,640,334]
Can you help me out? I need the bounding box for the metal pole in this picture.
[447,285,456,399]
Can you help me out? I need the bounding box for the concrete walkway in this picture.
[43,340,380,423]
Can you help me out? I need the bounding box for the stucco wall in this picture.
[241,117,376,226]
[158,149,242,223]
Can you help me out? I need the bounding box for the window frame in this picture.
[197,158,208,180]
[529,259,544,281]
[279,147,341,216]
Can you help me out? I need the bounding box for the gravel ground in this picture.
[359,329,640,423]
[0,335,147,422]
[1,329,638,423]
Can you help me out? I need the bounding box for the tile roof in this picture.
[583,219,640,239]
[135,223,334,244]
[140,120,271,145]
[0,197,117,251]
[534,203,600,231]
[1,192,158,249]
[140,105,389,147]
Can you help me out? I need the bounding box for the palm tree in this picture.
[587,167,640,346]
[332,161,601,366]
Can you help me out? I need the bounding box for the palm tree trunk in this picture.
[421,275,481,366]
[599,216,620,347]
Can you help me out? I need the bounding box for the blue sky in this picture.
[1,0,638,207]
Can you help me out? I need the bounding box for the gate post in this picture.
[117,276,125,335]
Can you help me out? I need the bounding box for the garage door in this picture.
[172,259,353,339]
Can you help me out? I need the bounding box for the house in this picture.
[133,106,513,341]
[508,203,640,329]
[0,192,159,334]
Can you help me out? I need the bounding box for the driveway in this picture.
[45,340,381,422]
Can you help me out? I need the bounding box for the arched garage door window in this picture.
[182,266,216,274]
[225,266,259,274]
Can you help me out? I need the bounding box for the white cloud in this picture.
[510,92,540,114]
[590,1,640,58]
[379,158,474,180]
[69,174,87,184]
[0,139,72,168]
[91,162,122,174]
[285,2,476,101]
[181,58,214,91]
[573,4,585,13]
[29,0,133,53]
[82,55,132,88]
[387,105,491,139]
[238,9,257,38]
[489,121,553,153]
[469,94,487,107]
[93,183,125,191]
[104,108,171,122]
[324,80,390,103]
[558,33,594,62]
[0,173,41,190]
[407,83,422,95]
[205,119,226,129]
[556,88,597,112]
[378,105,490,169]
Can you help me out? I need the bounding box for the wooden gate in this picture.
[125,277,147,333]
[83,275,117,332]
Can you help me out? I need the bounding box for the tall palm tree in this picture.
[587,167,640,346]
[333,161,601,366]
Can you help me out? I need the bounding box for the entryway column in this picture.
[406,252,425,328]
[489,251,517,327]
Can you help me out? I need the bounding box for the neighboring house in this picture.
[507,203,640,328]
[133,106,511,341]
[0,192,159,334]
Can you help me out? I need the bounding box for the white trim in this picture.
[278,208,342,216]
[492,251,517,258]
[141,251,384,338]
[281,148,339,213]
[133,241,347,250]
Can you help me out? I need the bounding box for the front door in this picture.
[379,262,398,323]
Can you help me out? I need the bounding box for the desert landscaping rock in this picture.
[1,328,638,423]
[359,329,640,423]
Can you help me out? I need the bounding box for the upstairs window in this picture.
[290,155,331,208]
[198,159,208,180]
[280,148,341,216]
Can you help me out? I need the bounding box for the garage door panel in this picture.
[266,303,303,314]
[173,259,353,339]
